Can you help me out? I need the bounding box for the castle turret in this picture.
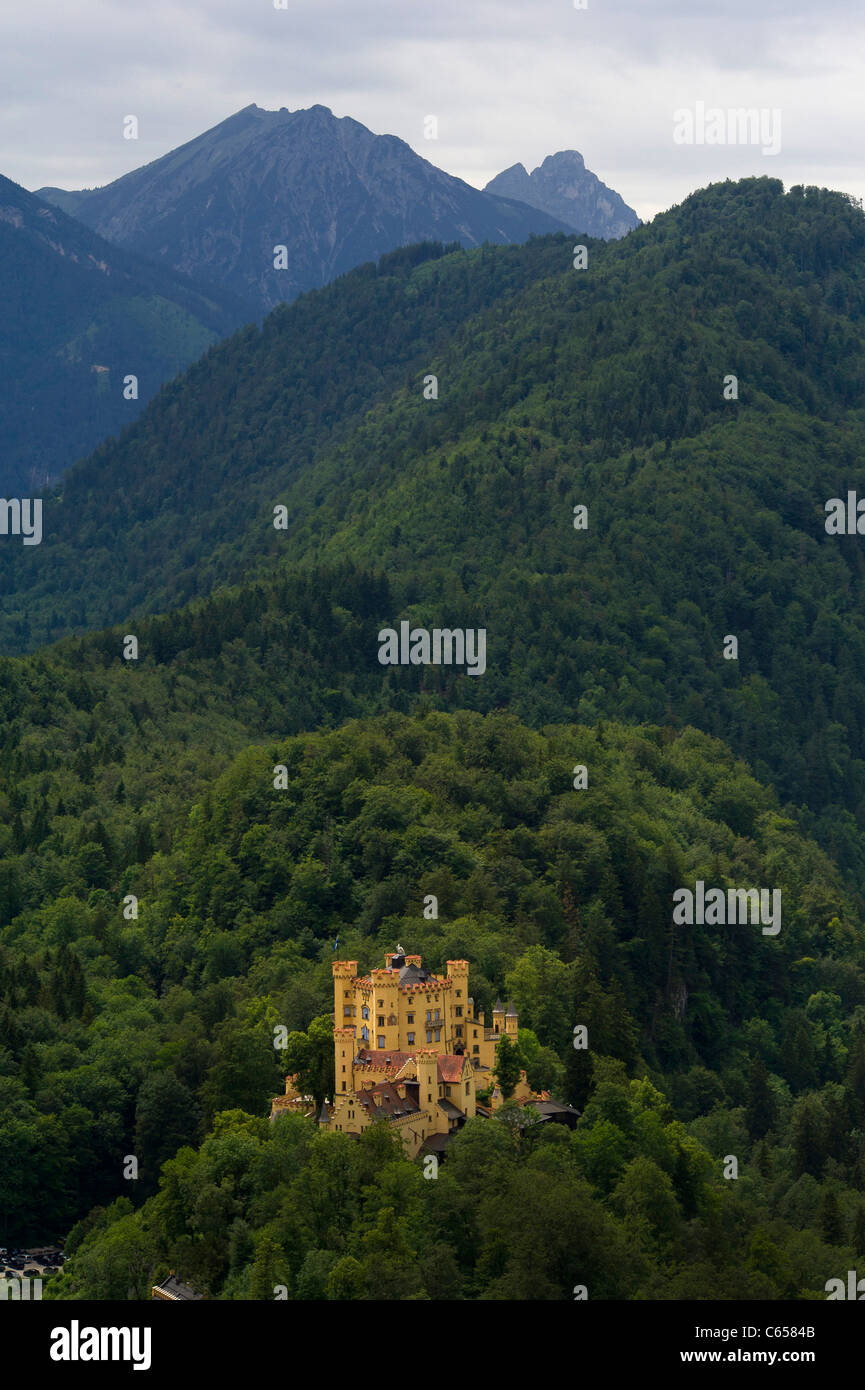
[505,1002,519,1039]
[416,1050,438,1109]
[332,960,358,1019]
[331,962,359,1098]
[333,1026,356,1096]
[370,967,400,1052]
[446,960,470,1051]
[493,998,505,1035]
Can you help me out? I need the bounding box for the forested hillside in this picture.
[0,234,572,642]
[4,180,865,878]
[5,711,865,1299]
[7,178,865,649]
[3,175,865,1299]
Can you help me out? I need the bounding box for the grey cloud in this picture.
[0,0,862,222]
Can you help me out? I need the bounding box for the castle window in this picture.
[456,1025,463,1037]
[456,989,462,997]
[434,1009,440,1021]
[445,1085,451,1096]
[343,1006,351,1016]
[473,1045,479,1054]
[342,1082,346,1091]
[407,1032,415,1044]
[378,1016,384,1028]
[407,1013,414,1024]
[426,1031,432,1044]
[455,1006,462,1017]
[342,1064,345,1072]
[434,1029,441,1042]
[362,1005,369,1020]
[426,1010,431,1022]
[466,1081,470,1094]
[377,1036,385,1048]
[361,1026,369,1041]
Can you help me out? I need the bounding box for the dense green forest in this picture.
[3,176,865,1298]
[3,181,865,886]
[6,179,865,650]
[7,711,865,1299]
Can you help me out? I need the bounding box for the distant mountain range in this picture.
[0,174,246,494]
[37,105,635,314]
[1,104,639,491]
[485,150,639,239]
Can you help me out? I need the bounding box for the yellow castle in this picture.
[273,948,534,1159]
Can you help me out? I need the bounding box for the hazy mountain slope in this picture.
[485,149,639,238]
[37,104,575,312]
[0,174,249,494]
[2,177,862,651]
[0,234,576,645]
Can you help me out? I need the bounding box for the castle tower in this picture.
[369,967,400,1052]
[333,1026,356,1097]
[447,960,470,1051]
[492,998,505,1035]
[505,1002,519,1040]
[332,960,358,1018]
[416,1050,438,1110]
[332,962,358,1096]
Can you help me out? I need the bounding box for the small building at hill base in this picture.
[151,1272,203,1301]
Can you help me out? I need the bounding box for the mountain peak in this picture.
[485,148,637,238]
[36,107,573,313]
[498,161,529,179]
[540,149,586,171]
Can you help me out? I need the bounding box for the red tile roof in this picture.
[437,1055,467,1083]
[354,1049,414,1075]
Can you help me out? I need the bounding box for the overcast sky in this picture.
[0,0,861,221]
